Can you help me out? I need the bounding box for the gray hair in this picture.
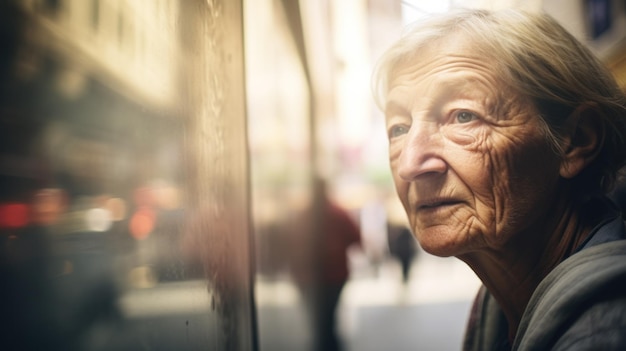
[372,8,626,193]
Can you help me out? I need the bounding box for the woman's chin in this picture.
[416,228,474,258]
[420,244,459,258]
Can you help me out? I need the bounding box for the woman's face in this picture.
[385,40,563,257]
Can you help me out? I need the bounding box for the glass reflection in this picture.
[0,1,255,351]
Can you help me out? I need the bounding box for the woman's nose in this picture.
[396,122,447,181]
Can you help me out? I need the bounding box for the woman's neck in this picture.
[458,194,603,341]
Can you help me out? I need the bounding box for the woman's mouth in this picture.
[417,199,462,210]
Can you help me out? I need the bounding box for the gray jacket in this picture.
[464,217,626,350]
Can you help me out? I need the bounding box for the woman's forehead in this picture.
[384,39,533,121]
[389,35,492,79]
[388,49,499,93]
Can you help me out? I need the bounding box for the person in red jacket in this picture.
[289,177,361,351]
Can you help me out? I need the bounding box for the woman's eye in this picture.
[455,111,477,123]
[389,125,409,138]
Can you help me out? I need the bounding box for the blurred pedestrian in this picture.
[289,177,361,351]
[387,222,417,285]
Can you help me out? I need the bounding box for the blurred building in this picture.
[17,0,179,109]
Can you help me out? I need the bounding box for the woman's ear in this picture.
[559,104,605,179]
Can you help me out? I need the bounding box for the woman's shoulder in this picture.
[551,295,626,350]
[514,239,626,350]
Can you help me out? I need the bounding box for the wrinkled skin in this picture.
[385,38,564,258]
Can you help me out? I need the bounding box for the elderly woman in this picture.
[373,8,626,351]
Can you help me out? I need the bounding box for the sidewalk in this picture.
[339,253,481,350]
[256,253,482,351]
